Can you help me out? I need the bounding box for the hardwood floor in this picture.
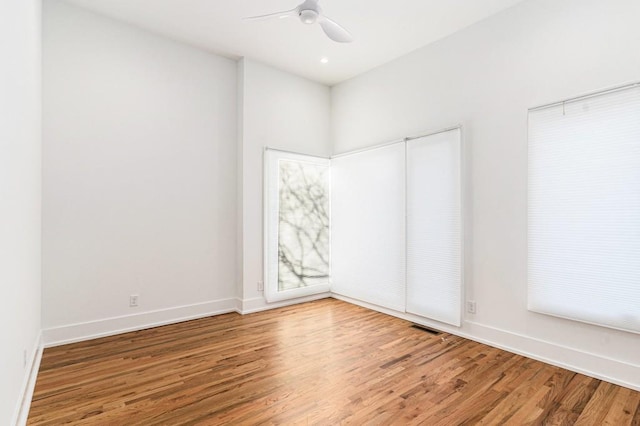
[28,299,640,425]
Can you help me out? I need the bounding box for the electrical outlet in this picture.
[467,301,477,314]
[257,281,264,291]
[129,294,139,307]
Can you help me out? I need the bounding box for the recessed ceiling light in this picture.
[320,57,329,64]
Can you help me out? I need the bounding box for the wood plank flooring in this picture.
[28,299,640,425]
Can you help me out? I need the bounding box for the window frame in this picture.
[263,148,331,303]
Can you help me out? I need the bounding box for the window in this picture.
[528,83,640,334]
[406,128,462,326]
[264,149,331,302]
[331,143,407,312]
[331,128,463,325]
[264,126,463,327]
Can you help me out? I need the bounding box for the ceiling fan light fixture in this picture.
[244,0,353,43]
[299,9,319,24]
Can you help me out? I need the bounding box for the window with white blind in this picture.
[330,143,407,312]
[406,129,462,326]
[528,83,640,334]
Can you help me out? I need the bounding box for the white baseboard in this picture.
[42,298,237,347]
[41,293,333,348]
[463,320,640,392]
[331,293,640,392]
[237,292,331,314]
[12,332,43,426]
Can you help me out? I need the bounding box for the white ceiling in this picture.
[63,0,526,86]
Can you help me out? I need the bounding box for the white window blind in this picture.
[406,129,462,326]
[331,143,406,312]
[528,84,640,334]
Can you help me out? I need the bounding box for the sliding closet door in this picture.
[331,143,406,311]
[406,128,462,326]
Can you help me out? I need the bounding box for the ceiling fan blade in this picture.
[244,8,297,21]
[318,16,353,43]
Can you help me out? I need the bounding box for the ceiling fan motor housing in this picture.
[299,9,319,24]
[297,0,321,24]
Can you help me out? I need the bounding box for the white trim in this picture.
[42,298,237,347]
[12,332,43,426]
[237,293,331,315]
[529,80,640,112]
[330,139,405,159]
[234,297,243,313]
[462,321,640,391]
[404,124,463,142]
[330,124,463,159]
[265,146,331,159]
[403,141,408,314]
[332,294,640,392]
[459,125,467,326]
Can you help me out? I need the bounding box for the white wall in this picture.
[42,1,238,344]
[0,0,42,423]
[238,58,331,312]
[331,0,640,389]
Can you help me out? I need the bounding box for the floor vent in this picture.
[411,324,442,335]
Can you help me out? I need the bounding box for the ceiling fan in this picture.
[245,0,354,43]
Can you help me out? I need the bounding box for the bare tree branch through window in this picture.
[278,160,330,291]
